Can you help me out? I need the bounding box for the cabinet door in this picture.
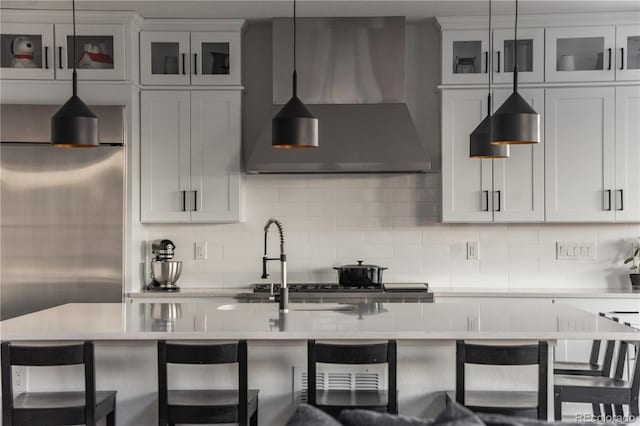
[615,86,640,221]
[141,91,191,223]
[190,91,244,222]
[140,31,190,85]
[616,25,640,81]
[442,90,493,222]
[0,23,54,79]
[442,30,490,85]
[545,87,616,222]
[190,32,241,86]
[54,24,125,80]
[545,26,615,82]
[492,89,545,222]
[493,28,544,84]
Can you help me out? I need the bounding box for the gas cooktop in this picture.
[252,283,429,293]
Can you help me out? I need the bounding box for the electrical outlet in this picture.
[195,242,207,260]
[467,241,479,260]
[556,242,596,260]
[13,366,26,393]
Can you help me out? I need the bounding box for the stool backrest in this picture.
[1,341,97,425]
[587,313,607,365]
[600,316,620,377]
[157,341,248,422]
[307,340,397,413]
[455,340,548,419]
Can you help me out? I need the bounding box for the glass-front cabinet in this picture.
[616,24,640,81]
[0,23,54,79]
[54,24,125,80]
[545,26,616,82]
[140,31,241,86]
[492,28,544,84]
[442,30,490,84]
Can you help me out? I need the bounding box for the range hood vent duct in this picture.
[247,17,430,174]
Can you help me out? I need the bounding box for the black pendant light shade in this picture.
[271,0,318,148]
[470,115,509,158]
[491,91,540,145]
[272,94,318,148]
[51,94,99,147]
[51,0,99,147]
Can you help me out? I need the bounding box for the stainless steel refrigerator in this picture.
[0,105,124,320]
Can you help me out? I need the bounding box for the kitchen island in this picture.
[1,301,637,425]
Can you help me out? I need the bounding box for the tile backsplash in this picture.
[141,174,640,290]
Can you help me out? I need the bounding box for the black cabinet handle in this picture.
[484,51,489,73]
[482,190,489,211]
[194,53,198,75]
[621,48,624,70]
[44,46,49,69]
[182,190,187,211]
[58,46,63,69]
[181,53,186,75]
[618,189,624,211]
[605,189,612,211]
[496,51,501,73]
[193,190,198,212]
[495,190,501,212]
[607,48,612,70]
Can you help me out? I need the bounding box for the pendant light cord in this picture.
[513,0,518,92]
[72,0,77,96]
[487,0,492,116]
[292,0,297,97]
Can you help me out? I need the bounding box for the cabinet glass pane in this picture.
[201,42,230,75]
[151,42,180,75]
[504,39,533,72]
[66,35,114,69]
[0,33,44,69]
[626,36,640,70]
[556,37,604,71]
[453,41,481,74]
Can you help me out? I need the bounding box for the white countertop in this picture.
[125,286,640,299]
[1,301,637,341]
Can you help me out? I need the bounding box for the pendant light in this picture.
[491,0,540,145]
[271,0,318,148]
[51,0,99,147]
[470,0,509,159]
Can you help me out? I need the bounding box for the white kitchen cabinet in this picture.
[140,31,241,86]
[442,30,490,85]
[492,28,545,84]
[614,86,640,221]
[54,24,126,80]
[442,89,493,222]
[545,26,616,82]
[141,90,244,223]
[492,88,545,222]
[0,23,54,79]
[545,87,616,222]
[442,89,544,223]
[616,25,640,81]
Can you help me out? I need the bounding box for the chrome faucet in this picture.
[262,218,288,313]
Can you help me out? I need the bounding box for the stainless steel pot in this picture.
[333,260,387,288]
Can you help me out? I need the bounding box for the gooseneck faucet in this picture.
[262,218,288,313]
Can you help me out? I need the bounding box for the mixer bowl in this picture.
[151,260,183,285]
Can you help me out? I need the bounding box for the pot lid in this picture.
[335,260,386,269]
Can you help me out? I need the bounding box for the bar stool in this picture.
[157,340,258,426]
[455,340,548,419]
[307,340,397,418]
[1,341,117,426]
[554,327,640,420]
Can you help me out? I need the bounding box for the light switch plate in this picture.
[195,242,207,260]
[467,241,479,260]
[556,242,596,260]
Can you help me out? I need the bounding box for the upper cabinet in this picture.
[492,28,544,84]
[545,26,616,82]
[140,28,242,86]
[442,30,490,85]
[0,23,54,79]
[616,25,640,81]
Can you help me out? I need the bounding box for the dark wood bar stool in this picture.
[157,340,258,426]
[455,340,548,419]
[1,341,116,426]
[307,340,397,418]
[554,332,640,420]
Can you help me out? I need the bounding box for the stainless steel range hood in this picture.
[246,17,430,174]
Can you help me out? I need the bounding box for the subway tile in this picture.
[393,244,423,259]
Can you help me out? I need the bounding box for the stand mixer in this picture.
[146,239,182,292]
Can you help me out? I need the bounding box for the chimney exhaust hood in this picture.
[246,17,431,174]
